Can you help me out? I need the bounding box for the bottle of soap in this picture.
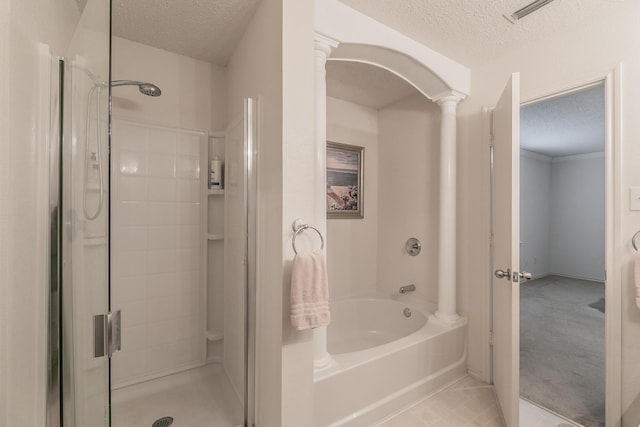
[210,156,222,189]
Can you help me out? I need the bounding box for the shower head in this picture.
[111,80,162,97]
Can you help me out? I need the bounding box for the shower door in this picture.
[61,0,113,425]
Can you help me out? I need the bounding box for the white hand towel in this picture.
[290,250,331,330]
[635,251,640,309]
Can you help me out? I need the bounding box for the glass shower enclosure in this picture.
[55,0,257,425]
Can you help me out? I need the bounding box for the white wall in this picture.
[520,150,552,278]
[520,150,605,281]
[457,2,640,423]
[111,36,224,131]
[1,0,80,425]
[377,94,440,301]
[326,96,379,300]
[549,153,605,281]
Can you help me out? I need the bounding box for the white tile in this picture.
[118,250,147,277]
[147,273,179,297]
[176,248,200,272]
[147,295,179,322]
[177,134,202,155]
[176,292,200,317]
[113,276,147,303]
[112,347,147,383]
[148,129,176,154]
[177,203,201,225]
[176,271,199,293]
[379,376,506,427]
[119,150,147,176]
[176,155,200,179]
[118,226,147,251]
[147,203,178,225]
[118,176,148,201]
[176,179,200,203]
[121,324,148,351]
[147,249,176,275]
[147,225,177,250]
[117,123,148,152]
[119,202,148,226]
[147,152,176,178]
[177,225,200,248]
[147,178,176,202]
[120,300,148,327]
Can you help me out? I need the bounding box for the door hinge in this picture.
[94,309,121,358]
[489,331,494,346]
[489,232,494,246]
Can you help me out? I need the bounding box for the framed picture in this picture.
[326,141,364,219]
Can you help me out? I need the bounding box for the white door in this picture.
[491,73,525,427]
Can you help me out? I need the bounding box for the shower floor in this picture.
[112,363,243,427]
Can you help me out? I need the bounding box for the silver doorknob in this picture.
[495,268,511,280]
[519,271,532,281]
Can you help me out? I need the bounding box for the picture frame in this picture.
[326,141,364,219]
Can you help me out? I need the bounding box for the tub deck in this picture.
[314,313,467,426]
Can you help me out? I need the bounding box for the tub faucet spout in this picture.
[399,284,416,294]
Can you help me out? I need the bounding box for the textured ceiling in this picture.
[112,0,261,66]
[338,0,625,67]
[521,84,605,158]
[326,61,417,109]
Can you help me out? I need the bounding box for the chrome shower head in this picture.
[111,80,162,97]
[138,83,162,97]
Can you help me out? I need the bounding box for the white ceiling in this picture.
[111,0,612,154]
[338,0,626,68]
[521,84,605,158]
[112,0,261,66]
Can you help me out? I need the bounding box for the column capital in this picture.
[314,33,340,57]
[433,90,466,107]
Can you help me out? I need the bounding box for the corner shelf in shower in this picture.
[206,330,223,342]
[207,233,224,241]
[207,189,224,196]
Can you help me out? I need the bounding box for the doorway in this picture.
[519,83,606,427]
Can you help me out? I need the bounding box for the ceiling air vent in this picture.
[504,0,556,23]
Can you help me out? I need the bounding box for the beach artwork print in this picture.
[326,141,364,218]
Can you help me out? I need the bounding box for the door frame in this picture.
[485,64,622,426]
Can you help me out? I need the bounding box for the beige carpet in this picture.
[520,275,605,427]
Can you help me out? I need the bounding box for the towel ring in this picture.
[292,221,324,255]
[633,230,640,251]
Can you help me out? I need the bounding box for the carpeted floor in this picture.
[520,275,605,427]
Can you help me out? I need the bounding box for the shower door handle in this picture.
[93,309,121,358]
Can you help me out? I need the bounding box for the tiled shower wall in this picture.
[111,120,206,388]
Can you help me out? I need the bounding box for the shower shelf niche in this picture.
[206,330,223,342]
[206,131,225,364]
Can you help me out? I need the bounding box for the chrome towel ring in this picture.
[292,219,324,255]
[633,230,640,251]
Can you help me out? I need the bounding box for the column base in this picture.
[433,311,466,328]
[313,353,335,371]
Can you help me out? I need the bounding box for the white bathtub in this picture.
[314,297,467,427]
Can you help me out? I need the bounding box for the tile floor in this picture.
[377,376,582,427]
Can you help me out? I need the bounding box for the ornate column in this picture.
[433,92,465,326]
[313,34,338,370]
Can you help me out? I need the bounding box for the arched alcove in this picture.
[312,0,470,370]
